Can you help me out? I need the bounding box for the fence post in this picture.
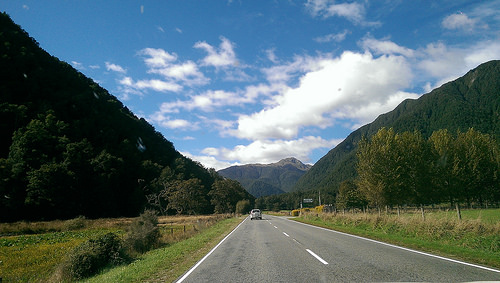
[456,203,462,220]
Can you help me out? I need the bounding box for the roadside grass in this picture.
[294,208,500,269]
[82,217,242,283]
[0,214,238,282]
[0,228,121,282]
[265,210,291,216]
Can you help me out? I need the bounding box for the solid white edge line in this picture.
[306,249,329,265]
[292,219,500,274]
[176,217,248,282]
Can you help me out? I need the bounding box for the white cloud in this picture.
[266,48,279,63]
[148,113,199,131]
[181,151,236,170]
[305,0,379,26]
[139,48,209,86]
[194,36,237,68]
[361,37,415,57]
[139,48,177,68]
[442,12,476,31]
[71,61,84,70]
[161,119,196,130]
[105,62,127,73]
[417,40,500,89]
[314,30,350,43]
[189,136,340,169]
[233,51,415,140]
[262,54,325,83]
[119,76,182,93]
[154,83,285,115]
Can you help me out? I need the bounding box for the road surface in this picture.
[177,215,500,282]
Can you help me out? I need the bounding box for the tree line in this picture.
[336,127,499,211]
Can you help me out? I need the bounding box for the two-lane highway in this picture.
[177,215,500,282]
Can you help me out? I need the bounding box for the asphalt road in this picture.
[177,215,500,282]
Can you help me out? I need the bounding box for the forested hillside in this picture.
[218,157,311,197]
[0,13,253,221]
[293,60,500,195]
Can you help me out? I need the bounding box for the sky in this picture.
[2,1,500,170]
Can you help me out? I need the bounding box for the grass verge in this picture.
[82,216,242,283]
[0,228,121,282]
[294,209,500,269]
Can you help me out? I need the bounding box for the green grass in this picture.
[295,208,500,269]
[0,214,237,282]
[0,229,120,282]
[83,217,242,283]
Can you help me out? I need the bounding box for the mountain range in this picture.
[293,60,500,195]
[218,157,312,197]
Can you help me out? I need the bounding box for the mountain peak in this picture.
[274,157,311,170]
[218,157,311,197]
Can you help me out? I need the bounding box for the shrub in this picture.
[291,210,300,216]
[124,210,160,254]
[59,232,124,280]
[236,200,251,214]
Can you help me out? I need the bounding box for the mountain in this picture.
[218,157,312,197]
[0,13,253,221]
[293,60,500,194]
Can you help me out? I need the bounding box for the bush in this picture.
[291,210,300,216]
[60,232,124,280]
[124,210,160,254]
[236,200,251,214]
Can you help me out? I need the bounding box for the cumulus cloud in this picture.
[442,12,476,31]
[194,36,237,67]
[105,62,126,73]
[139,48,177,68]
[233,51,415,140]
[139,48,209,86]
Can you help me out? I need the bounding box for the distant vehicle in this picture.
[250,209,262,220]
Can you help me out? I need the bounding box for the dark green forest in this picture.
[0,13,253,221]
[258,61,500,211]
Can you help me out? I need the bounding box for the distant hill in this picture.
[218,158,312,197]
[293,60,500,194]
[0,13,253,221]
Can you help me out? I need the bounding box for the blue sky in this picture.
[3,1,500,170]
